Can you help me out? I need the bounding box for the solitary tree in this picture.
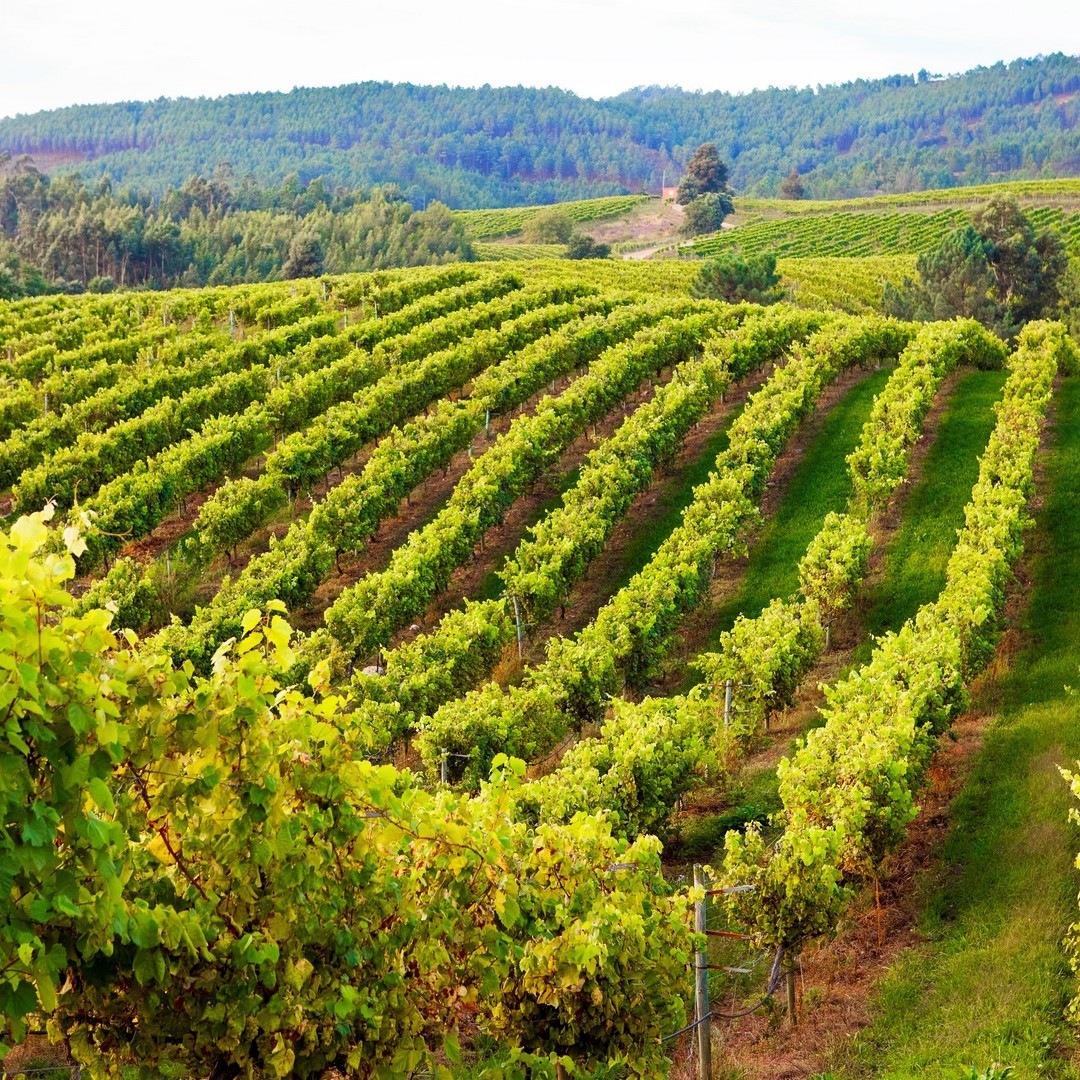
[676,143,729,205]
[1060,256,1080,343]
[690,252,784,304]
[883,226,997,325]
[971,195,1067,324]
[524,207,574,244]
[679,191,735,237]
[282,233,324,279]
[565,234,611,259]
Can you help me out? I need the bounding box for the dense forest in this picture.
[0,165,474,296]
[0,54,1077,208]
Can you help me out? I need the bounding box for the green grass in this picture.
[823,378,1080,1080]
[702,365,893,648]
[853,369,1007,663]
[670,367,1007,863]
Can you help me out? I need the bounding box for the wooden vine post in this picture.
[693,864,712,1079]
[785,954,797,1029]
[509,593,524,658]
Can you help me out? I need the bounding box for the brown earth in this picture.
[1,148,88,173]
[583,197,685,247]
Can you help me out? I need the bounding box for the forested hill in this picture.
[1,54,1077,208]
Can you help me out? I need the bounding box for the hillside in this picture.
[0,53,1077,207]
[1,257,1078,1076]
[457,179,1080,317]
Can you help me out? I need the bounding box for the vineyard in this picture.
[734,177,1080,215]
[690,205,1080,259]
[2,254,1080,1079]
[454,195,651,239]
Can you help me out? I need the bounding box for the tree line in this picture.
[0,54,1076,207]
[0,163,474,297]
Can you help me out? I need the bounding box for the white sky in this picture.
[2,0,1077,119]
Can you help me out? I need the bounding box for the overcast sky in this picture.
[2,0,1077,119]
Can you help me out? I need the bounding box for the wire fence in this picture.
[662,866,793,1077]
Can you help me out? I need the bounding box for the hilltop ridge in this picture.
[1,53,1077,207]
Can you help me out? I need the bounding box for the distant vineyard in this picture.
[777,255,918,314]
[2,257,1077,1078]
[692,205,1080,258]
[472,241,567,260]
[454,194,650,238]
[736,176,1080,215]
[464,249,917,316]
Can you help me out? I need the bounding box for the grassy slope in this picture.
[854,369,1008,661]
[675,368,1005,859]
[827,378,1080,1080]
[701,365,893,646]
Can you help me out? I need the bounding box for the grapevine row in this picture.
[154,302,679,669]
[12,272,521,506]
[416,314,914,785]
[454,194,649,239]
[716,320,1072,955]
[498,306,828,625]
[80,297,643,630]
[3,512,694,1079]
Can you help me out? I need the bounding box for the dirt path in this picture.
[623,243,674,261]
